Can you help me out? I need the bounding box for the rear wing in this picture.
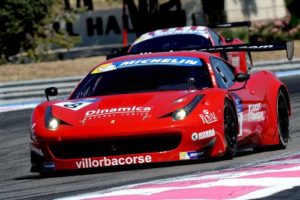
[195,41,294,61]
[106,41,294,61]
[133,41,294,61]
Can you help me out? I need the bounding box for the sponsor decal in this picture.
[211,76,217,86]
[191,129,215,141]
[85,106,152,118]
[248,103,265,121]
[43,162,55,170]
[55,98,99,111]
[133,27,209,44]
[231,93,243,136]
[179,152,189,160]
[199,110,218,124]
[152,27,209,38]
[116,57,202,68]
[76,155,152,169]
[237,113,243,136]
[92,57,202,72]
[234,98,243,113]
[91,63,116,74]
[205,45,276,52]
[179,151,203,160]
[207,63,217,86]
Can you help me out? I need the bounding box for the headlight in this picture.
[172,95,204,121]
[48,118,60,130]
[45,106,61,131]
[172,109,188,120]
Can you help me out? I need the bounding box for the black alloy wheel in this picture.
[277,90,290,148]
[224,100,239,159]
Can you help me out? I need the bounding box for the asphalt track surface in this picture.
[1,75,300,200]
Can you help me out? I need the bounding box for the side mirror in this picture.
[229,73,250,92]
[235,73,250,82]
[45,87,58,101]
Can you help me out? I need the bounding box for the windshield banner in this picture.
[91,57,203,74]
[116,57,202,68]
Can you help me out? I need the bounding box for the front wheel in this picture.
[277,90,290,149]
[224,100,239,159]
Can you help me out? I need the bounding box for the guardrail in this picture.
[0,76,82,105]
[253,58,300,72]
[1,59,300,107]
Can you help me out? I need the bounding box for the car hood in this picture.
[50,90,200,126]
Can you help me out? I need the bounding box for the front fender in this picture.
[195,89,231,157]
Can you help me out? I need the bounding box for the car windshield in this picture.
[70,65,212,98]
[129,34,212,53]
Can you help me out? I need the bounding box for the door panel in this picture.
[229,78,266,144]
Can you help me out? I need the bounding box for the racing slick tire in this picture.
[276,90,290,149]
[224,100,239,159]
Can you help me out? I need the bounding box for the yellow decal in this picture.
[179,152,189,160]
[91,63,116,74]
[133,34,153,44]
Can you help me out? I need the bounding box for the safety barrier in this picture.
[0,76,82,105]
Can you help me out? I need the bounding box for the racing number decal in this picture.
[63,102,83,109]
[55,101,94,111]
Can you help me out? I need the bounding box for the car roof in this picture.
[132,26,211,45]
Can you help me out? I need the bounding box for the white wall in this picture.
[65,0,202,47]
[225,0,286,22]
[65,0,286,47]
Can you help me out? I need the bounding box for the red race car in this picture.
[30,42,293,174]
[110,22,253,73]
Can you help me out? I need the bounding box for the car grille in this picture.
[49,133,181,159]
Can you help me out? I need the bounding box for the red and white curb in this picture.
[57,152,300,200]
